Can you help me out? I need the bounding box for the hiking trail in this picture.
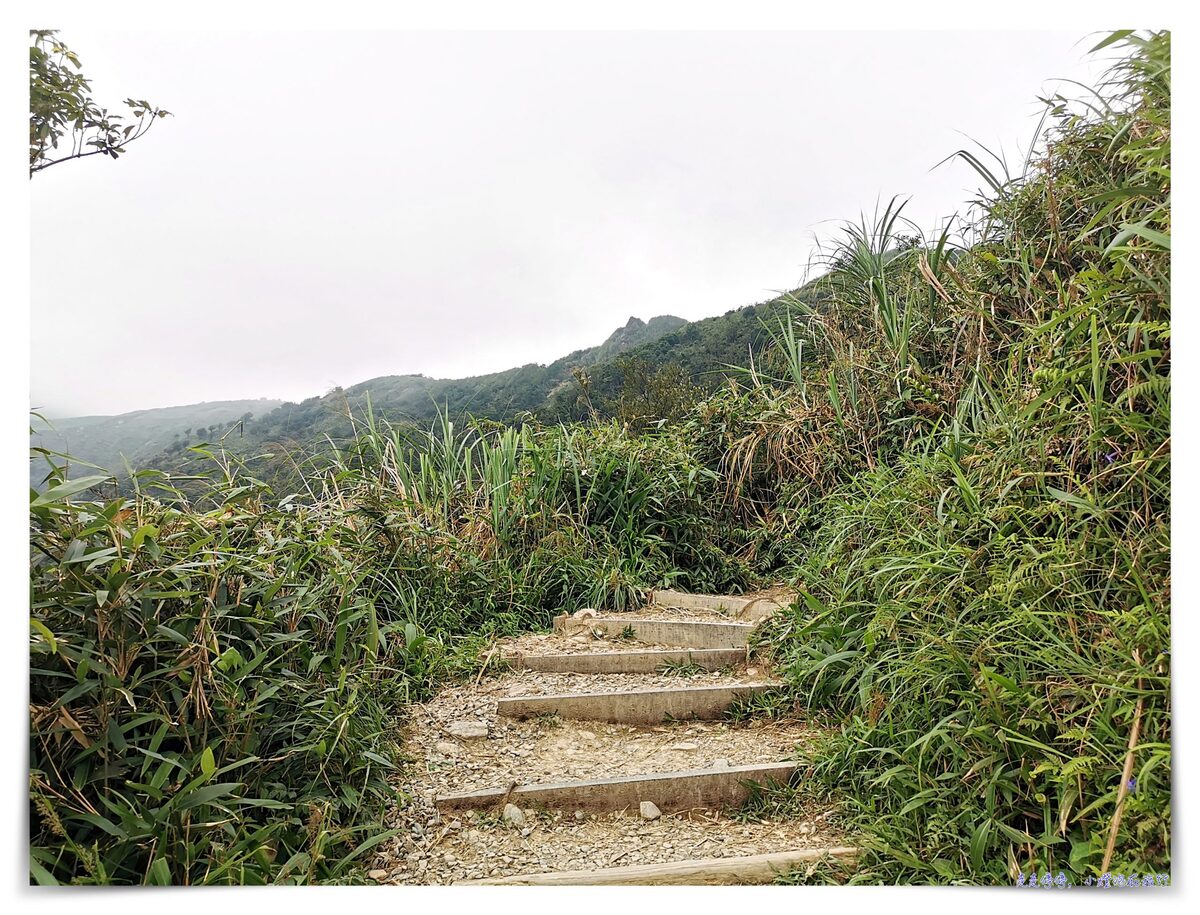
[371,589,858,885]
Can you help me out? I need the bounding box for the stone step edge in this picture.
[435,761,797,812]
[650,589,790,622]
[505,647,748,674]
[457,846,861,885]
[496,682,785,724]
[553,615,755,633]
[553,615,756,649]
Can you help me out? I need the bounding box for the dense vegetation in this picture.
[30,31,1169,886]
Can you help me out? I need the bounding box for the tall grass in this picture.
[29,410,749,883]
[756,30,1170,882]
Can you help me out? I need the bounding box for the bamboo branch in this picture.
[1101,650,1146,873]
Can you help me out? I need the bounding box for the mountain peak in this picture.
[595,314,686,361]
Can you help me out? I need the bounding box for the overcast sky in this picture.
[31,30,1106,417]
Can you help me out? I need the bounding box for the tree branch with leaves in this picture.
[29,30,170,177]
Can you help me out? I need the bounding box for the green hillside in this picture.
[31,316,693,489]
[30,398,282,487]
[244,313,688,442]
[146,298,828,480]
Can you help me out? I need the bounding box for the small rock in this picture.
[668,741,699,751]
[368,869,388,881]
[435,741,459,756]
[712,758,730,769]
[575,810,586,821]
[640,801,661,820]
[447,720,489,739]
[521,827,533,838]
[503,803,527,829]
[746,667,760,677]
[578,730,597,741]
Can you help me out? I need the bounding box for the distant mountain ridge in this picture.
[198,282,822,473]
[241,314,689,445]
[33,289,824,488]
[29,315,690,485]
[30,398,284,487]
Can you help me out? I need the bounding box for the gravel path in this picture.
[372,804,842,885]
[370,593,841,885]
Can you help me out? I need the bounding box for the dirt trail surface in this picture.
[371,592,846,885]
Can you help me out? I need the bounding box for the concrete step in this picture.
[436,761,797,813]
[496,682,784,724]
[650,589,789,622]
[553,615,755,649]
[507,647,747,674]
[459,846,861,885]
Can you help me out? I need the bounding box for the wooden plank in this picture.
[552,616,754,649]
[496,682,782,724]
[459,847,861,885]
[507,647,746,674]
[436,761,797,813]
